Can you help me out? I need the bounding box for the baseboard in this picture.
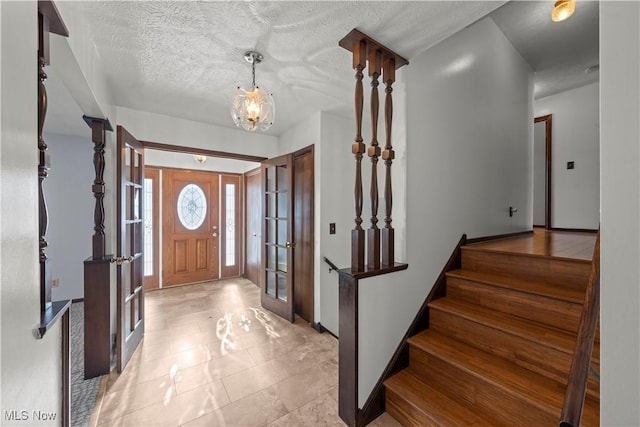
[313,322,338,339]
[551,227,598,233]
[466,229,533,244]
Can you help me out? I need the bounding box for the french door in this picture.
[261,154,295,322]
[116,126,145,373]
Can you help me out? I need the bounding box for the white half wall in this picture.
[600,2,640,425]
[535,82,600,229]
[358,17,533,406]
[1,1,63,422]
[45,133,94,301]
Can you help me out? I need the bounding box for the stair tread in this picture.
[409,330,568,415]
[447,268,585,303]
[385,370,508,427]
[462,244,592,264]
[428,298,601,364]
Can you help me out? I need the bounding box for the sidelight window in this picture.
[225,183,236,266]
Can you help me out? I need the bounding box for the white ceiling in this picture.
[490,0,599,99]
[48,1,598,137]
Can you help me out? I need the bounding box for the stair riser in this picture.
[461,249,590,290]
[386,389,439,427]
[408,348,557,426]
[447,277,582,333]
[429,309,573,384]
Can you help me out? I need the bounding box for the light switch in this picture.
[567,161,575,169]
[329,223,336,235]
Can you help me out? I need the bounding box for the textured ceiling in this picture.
[61,1,505,135]
[490,0,599,99]
[50,1,598,137]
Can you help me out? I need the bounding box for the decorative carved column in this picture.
[350,40,367,272]
[83,116,114,259]
[82,116,113,379]
[37,1,68,313]
[367,49,382,270]
[339,29,408,273]
[381,57,396,267]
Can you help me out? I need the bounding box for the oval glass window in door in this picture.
[177,183,207,230]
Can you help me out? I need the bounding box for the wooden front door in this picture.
[262,154,294,322]
[163,169,220,286]
[245,167,262,286]
[116,126,145,373]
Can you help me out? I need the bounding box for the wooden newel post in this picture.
[381,57,395,267]
[351,40,367,273]
[84,116,114,260]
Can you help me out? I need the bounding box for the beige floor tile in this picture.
[174,350,255,394]
[267,393,345,427]
[222,358,292,402]
[271,360,338,412]
[119,381,230,427]
[93,279,342,427]
[98,375,175,423]
[366,412,403,427]
[184,387,288,427]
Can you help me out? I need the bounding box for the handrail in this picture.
[323,256,341,273]
[559,230,600,427]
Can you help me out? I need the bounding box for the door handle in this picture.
[212,232,218,237]
[285,241,296,248]
[111,255,134,265]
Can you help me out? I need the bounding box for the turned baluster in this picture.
[351,40,367,272]
[382,57,396,266]
[367,49,382,270]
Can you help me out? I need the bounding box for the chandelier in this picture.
[230,51,275,132]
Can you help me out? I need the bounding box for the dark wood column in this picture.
[339,29,408,272]
[83,116,114,379]
[381,58,396,267]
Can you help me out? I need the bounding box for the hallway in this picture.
[92,278,344,426]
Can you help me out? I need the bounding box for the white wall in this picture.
[117,106,279,160]
[535,82,600,229]
[358,17,533,406]
[1,1,63,424]
[600,2,640,425]
[45,133,94,301]
[319,112,355,335]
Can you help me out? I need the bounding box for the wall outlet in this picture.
[567,161,575,169]
[51,278,60,288]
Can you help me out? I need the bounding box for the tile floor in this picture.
[91,278,401,427]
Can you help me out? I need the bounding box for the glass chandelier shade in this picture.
[231,51,275,132]
[551,0,576,22]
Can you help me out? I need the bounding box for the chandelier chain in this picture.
[252,60,256,89]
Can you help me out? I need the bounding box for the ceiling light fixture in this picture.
[230,51,275,132]
[193,155,207,164]
[551,0,576,22]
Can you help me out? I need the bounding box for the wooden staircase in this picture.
[384,241,600,426]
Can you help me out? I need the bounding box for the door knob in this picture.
[212,232,218,237]
[285,241,296,248]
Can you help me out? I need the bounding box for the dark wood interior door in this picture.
[262,154,294,322]
[293,146,314,323]
[245,167,262,286]
[163,169,220,286]
[116,126,145,373]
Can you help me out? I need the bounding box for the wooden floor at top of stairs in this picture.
[466,228,596,261]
